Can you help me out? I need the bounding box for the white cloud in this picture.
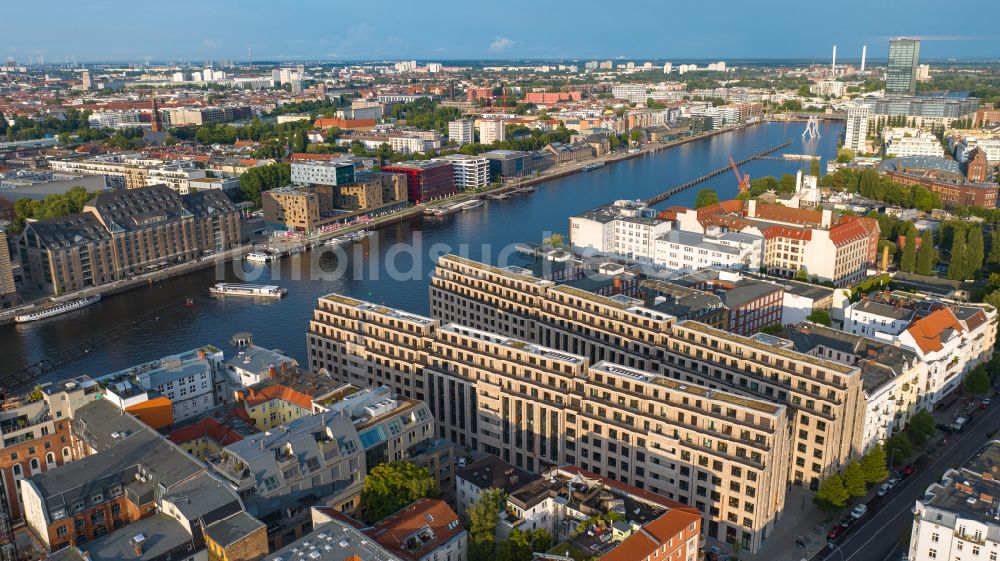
[489,37,517,52]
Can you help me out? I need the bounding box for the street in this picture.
[817,400,1000,561]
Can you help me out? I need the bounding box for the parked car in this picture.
[851,504,868,519]
[902,464,917,478]
[936,423,954,433]
[952,416,969,431]
[827,525,846,541]
[877,483,892,496]
[985,398,992,407]
[887,477,900,489]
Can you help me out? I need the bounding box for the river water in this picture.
[0,121,843,383]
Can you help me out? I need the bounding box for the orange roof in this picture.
[244,384,313,410]
[290,152,341,161]
[557,466,695,511]
[906,308,963,354]
[752,202,823,227]
[365,499,464,561]
[314,117,376,129]
[829,216,879,247]
[600,508,700,561]
[760,225,812,241]
[168,416,245,448]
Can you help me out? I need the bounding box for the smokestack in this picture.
[861,45,867,72]
[832,45,837,75]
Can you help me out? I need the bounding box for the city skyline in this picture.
[3,0,1000,63]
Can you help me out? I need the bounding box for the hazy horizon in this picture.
[4,0,999,64]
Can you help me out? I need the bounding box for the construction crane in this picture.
[730,156,751,193]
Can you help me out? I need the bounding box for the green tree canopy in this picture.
[239,163,291,207]
[965,365,991,396]
[694,188,719,209]
[967,228,985,279]
[916,230,936,275]
[949,229,968,281]
[886,433,913,467]
[860,444,889,484]
[814,474,849,511]
[989,231,1000,269]
[843,462,867,499]
[360,462,438,524]
[907,409,936,445]
[806,309,831,326]
[468,488,507,561]
[498,530,534,561]
[900,233,917,273]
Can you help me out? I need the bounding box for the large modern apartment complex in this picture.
[307,286,796,552]
[17,185,241,294]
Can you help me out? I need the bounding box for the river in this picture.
[0,120,844,384]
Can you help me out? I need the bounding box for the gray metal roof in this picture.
[80,513,196,561]
[204,511,266,548]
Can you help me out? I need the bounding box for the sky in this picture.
[3,0,999,63]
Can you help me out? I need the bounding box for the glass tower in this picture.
[886,38,920,95]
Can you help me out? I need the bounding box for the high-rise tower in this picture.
[886,38,920,95]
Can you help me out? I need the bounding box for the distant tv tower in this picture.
[248,47,253,69]
[860,45,867,72]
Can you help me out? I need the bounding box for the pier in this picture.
[644,140,794,205]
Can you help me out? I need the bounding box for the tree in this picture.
[860,444,889,484]
[795,267,809,281]
[989,232,1000,269]
[543,233,564,247]
[239,162,291,207]
[965,365,991,396]
[967,228,985,279]
[468,489,507,561]
[498,530,533,561]
[694,188,719,209]
[360,462,438,523]
[530,528,551,553]
[900,233,917,273]
[814,474,849,511]
[948,229,968,281]
[28,385,44,402]
[629,129,642,145]
[886,433,913,468]
[906,409,936,445]
[806,309,831,326]
[810,159,821,177]
[843,462,867,498]
[916,230,935,275]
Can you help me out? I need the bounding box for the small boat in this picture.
[345,230,371,241]
[244,251,271,263]
[15,294,102,323]
[209,283,287,299]
[324,237,349,247]
[460,200,484,211]
[582,161,606,171]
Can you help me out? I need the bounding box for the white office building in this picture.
[844,103,870,152]
[448,120,475,145]
[652,226,764,274]
[434,154,489,191]
[570,200,670,263]
[478,119,506,145]
[611,84,649,103]
[883,128,944,158]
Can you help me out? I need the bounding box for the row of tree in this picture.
[467,488,553,561]
[11,186,96,232]
[238,163,291,207]
[898,228,936,276]
[819,168,942,212]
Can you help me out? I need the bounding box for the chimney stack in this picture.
[860,45,867,72]
[831,45,837,75]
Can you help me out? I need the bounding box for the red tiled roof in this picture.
[906,308,963,354]
[244,384,313,410]
[829,216,879,247]
[752,202,823,227]
[760,225,812,241]
[290,152,342,161]
[167,416,245,448]
[599,508,700,561]
[365,499,464,561]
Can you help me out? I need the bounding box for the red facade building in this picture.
[382,161,455,203]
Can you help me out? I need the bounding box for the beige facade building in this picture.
[17,185,240,294]
[428,254,867,490]
[307,290,792,552]
[263,171,408,233]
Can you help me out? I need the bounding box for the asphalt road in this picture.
[817,401,1000,561]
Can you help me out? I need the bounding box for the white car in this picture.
[851,504,868,519]
[877,483,891,496]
